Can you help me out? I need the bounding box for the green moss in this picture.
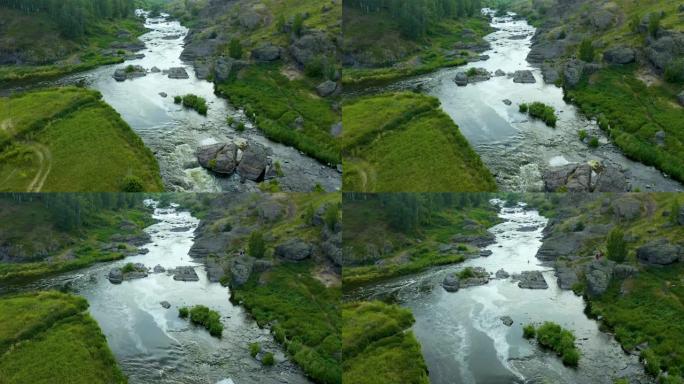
[0,87,163,192]
[343,301,429,384]
[0,291,126,383]
[342,92,497,192]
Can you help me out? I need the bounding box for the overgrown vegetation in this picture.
[519,102,557,127]
[178,305,223,337]
[566,65,684,183]
[174,94,208,115]
[231,262,341,384]
[0,291,127,383]
[0,87,163,192]
[342,92,497,192]
[343,301,429,384]
[525,322,581,367]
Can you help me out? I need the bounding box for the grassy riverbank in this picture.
[0,291,126,384]
[342,92,497,192]
[0,87,163,192]
[566,65,684,183]
[0,7,145,85]
[231,262,341,384]
[342,193,500,288]
[0,194,154,284]
[342,301,429,384]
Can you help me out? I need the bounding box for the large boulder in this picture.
[454,72,469,86]
[196,143,238,175]
[611,197,642,221]
[645,33,684,71]
[586,269,610,297]
[229,256,254,286]
[275,238,312,261]
[289,31,336,67]
[442,274,460,292]
[513,70,536,83]
[541,63,560,84]
[555,266,579,290]
[316,80,338,97]
[563,59,585,87]
[173,266,199,281]
[516,271,548,289]
[251,43,281,62]
[637,239,682,265]
[590,9,615,30]
[236,143,270,181]
[113,65,146,81]
[213,57,248,83]
[678,91,684,107]
[603,46,636,65]
[593,165,628,192]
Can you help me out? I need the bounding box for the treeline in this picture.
[1,193,145,231]
[345,0,484,38]
[345,193,491,233]
[0,0,137,38]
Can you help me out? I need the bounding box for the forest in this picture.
[0,0,137,38]
[344,0,484,38]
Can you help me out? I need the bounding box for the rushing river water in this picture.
[8,11,340,193]
[348,200,652,384]
[381,10,682,193]
[2,201,310,384]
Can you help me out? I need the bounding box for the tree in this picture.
[670,199,681,225]
[248,231,265,258]
[606,228,626,262]
[293,13,304,37]
[578,39,594,62]
[228,38,242,59]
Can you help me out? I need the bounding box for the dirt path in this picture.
[25,142,52,192]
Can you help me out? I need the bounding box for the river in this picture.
[347,200,652,384]
[379,9,682,193]
[1,200,310,384]
[7,11,340,193]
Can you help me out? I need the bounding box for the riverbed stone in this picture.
[541,63,560,84]
[167,67,189,79]
[611,197,642,221]
[442,273,461,292]
[500,316,514,326]
[275,238,312,261]
[516,271,548,289]
[173,266,199,281]
[113,65,146,81]
[153,264,165,273]
[316,80,338,97]
[513,70,536,83]
[496,269,510,279]
[160,301,171,309]
[480,249,493,257]
[637,239,682,265]
[454,72,469,86]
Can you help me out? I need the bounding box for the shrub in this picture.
[229,38,242,59]
[293,13,304,37]
[227,116,235,126]
[236,122,246,132]
[466,67,478,77]
[121,263,136,273]
[248,231,265,259]
[642,348,661,376]
[304,56,325,78]
[523,324,536,339]
[670,200,681,225]
[313,183,325,192]
[174,96,182,104]
[578,129,588,141]
[262,352,275,366]
[578,39,595,62]
[276,14,286,33]
[573,221,585,232]
[648,14,661,38]
[121,175,144,192]
[274,161,284,177]
[664,59,684,84]
[523,102,557,127]
[588,137,599,148]
[125,65,136,73]
[456,244,468,252]
[533,322,580,367]
[249,342,261,358]
[606,228,626,262]
[457,267,476,279]
[178,307,189,318]
[180,94,208,115]
[180,305,224,337]
[324,204,339,230]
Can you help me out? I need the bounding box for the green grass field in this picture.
[0,291,126,384]
[342,92,497,192]
[566,66,684,183]
[0,87,163,192]
[342,301,429,384]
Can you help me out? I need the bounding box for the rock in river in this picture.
[160,301,171,309]
[500,316,514,326]
[167,67,189,79]
[442,273,461,292]
[197,143,239,175]
[516,271,548,289]
[173,266,199,281]
[236,143,270,181]
[113,65,146,81]
[512,70,536,83]
[496,269,510,279]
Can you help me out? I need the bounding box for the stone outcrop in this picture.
[108,263,148,284]
[275,238,313,261]
[513,70,536,83]
[251,43,281,62]
[196,142,273,182]
[113,65,146,81]
[213,57,248,83]
[637,239,682,265]
[173,266,199,281]
[166,67,189,79]
[603,46,636,65]
[543,162,627,192]
[516,270,548,289]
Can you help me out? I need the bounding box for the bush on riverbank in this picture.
[178,305,223,337]
[525,322,580,367]
[519,102,557,127]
